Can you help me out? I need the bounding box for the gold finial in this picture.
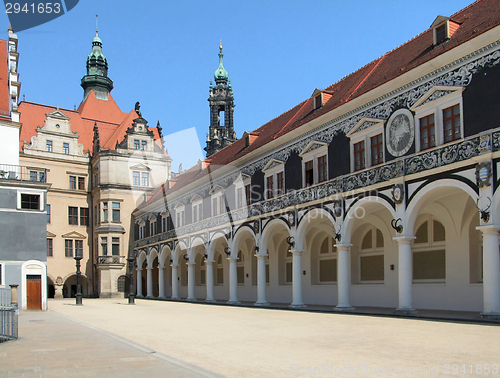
[219,39,223,52]
[96,14,98,37]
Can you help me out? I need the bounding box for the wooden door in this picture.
[27,275,42,310]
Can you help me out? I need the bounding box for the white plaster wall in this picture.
[0,125,19,166]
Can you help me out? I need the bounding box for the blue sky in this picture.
[2,0,474,169]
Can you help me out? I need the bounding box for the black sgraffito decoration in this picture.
[5,0,79,32]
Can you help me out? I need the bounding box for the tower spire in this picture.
[96,14,98,37]
[205,43,236,157]
[80,21,114,101]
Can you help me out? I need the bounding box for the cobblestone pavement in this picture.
[2,298,500,377]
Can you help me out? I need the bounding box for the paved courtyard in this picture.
[1,299,500,377]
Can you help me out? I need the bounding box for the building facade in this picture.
[18,30,172,299]
[0,28,49,310]
[133,0,500,317]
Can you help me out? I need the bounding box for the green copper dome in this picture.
[214,44,228,83]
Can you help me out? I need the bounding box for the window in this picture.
[435,24,447,44]
[46,140,53,152]
[112,202,120,222]
[133,171,140,185]
[75,240,83,258]
[63,143,69,154]
[68,206,78,225]
[314,94,322,109]
[94,205,97,225]
[358,227,384,282]
[175,207,185,227]
[30,171,38,181]
[46,204,51,223]
[216,254,224,285]
[245,184,251,206]
[65,239,73,257]
[47,238,53,257]
[161,212,169,233]
[318,237,337,283]
[78,177,85,190]
[237,251,245,285]
[413,217,446,281]
[80,207,89,226]
[0,263,3,286]
[443,104,461,143]
[112,237,120,255]
[354,141,365,171]
[305,161,313,186]
[419,114,435,150]
[299,141,329,186]
[150,218,157,235]
[21,194,40,210]
[141,141,147,150]
[370,135,383,166]
[266,176,274,199]
[412,86,464,152]
[102,202,108,222]
[134,140,140,149]
[317,155,327,183]
[276,172,284,195]
[211,191,224,216]
[192,200,203,223]
[138,221,146,239]
[262,159,285,200]
[101,237,108,255]
[69,176,76,189]
[141,172,149,186]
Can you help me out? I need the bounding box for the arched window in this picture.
[413,217,446,281]
[319,237,337,283]
[359,227,384,282]
[237,251,245,285]
[216,254,224,285]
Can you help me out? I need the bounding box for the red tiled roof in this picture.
[19,91,168,156]
[0,39,10,120]
[137,0,500,211]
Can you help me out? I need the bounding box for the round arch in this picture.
[296,207,335,251]
[406,179,477,233]
[160,245,173,267]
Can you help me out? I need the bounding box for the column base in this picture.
[158,296,166,300]
[479,311,500,320]
[187,297,197,302]
[395,307,418,315]
[205,298,216,303]
[227,300,241,305]
[254,301,270,307]
[333,306,354,312]
[290,303,307,309]
[146,295,154,299]
[170,296,180,300]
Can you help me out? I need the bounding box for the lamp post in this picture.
[74,248,83,306]
[127,248,135,305]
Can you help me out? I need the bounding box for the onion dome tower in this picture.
[81,21,113,100]
[205,42,237,157]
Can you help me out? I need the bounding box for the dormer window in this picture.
[312,88,333,110]
[314,94,322,110]
[431,16,460,46]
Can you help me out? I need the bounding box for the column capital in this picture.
[476,224,500,233]
[205,260,215,264]
[146,266,153,271]
[227,256,238,261]
[187,262,196,267]
[393,235,416,244]
[334,243,352,249]
[289,249,304,255]
[255,253,268,260]
[170,263,179,268]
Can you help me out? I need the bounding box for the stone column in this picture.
[171,264,179,300]
[158,264,166,299]
[136,268,143,297]
[187,263,196,301]
[290,250,306,308]
[255,254,269,306]
[227,257,240,304]
[394,236,416,314]
[205,260,215,302]
[477,225,500,317]
[334,244,354,311]
[146,267,153,298]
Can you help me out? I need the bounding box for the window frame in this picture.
[68,206,79,225]
[17,189,44,211]
[358,227,385,284]
[63,142,69,155]
[65,239,74,257]
[298,141,328,187]
[46,204,51,223]
[412,216,446,283]
[191,197,203,223]
[46,140,53,152]
[412,86,464,153]
[262,159,285,200]
[47,238,53,257]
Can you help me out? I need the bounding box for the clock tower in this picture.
[205,43,237,157]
